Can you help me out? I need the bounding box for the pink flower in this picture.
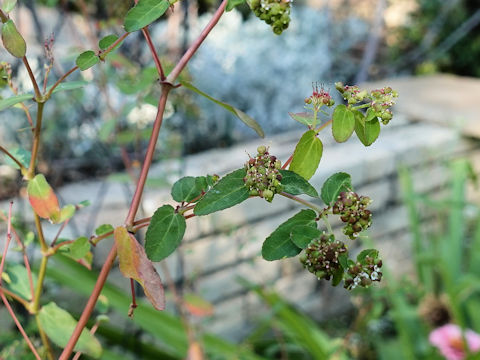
[429,324,480,360]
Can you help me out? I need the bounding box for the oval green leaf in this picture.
[180,81,264,138]
[332,104,355,143]
[290,225,321,249]
[279,169,318,198]
[262,209,317,261]
[145,205,186,261]
[289,130,323,180]
[99,34,119,50]
[194,168,249,216]
[320,172,352,206]
[2,0,17,13]
[95,224,114,236]
[38,302,102,358]
[2,263,37,301]
[171,176,205,203]
[124,0,170,32]
[1,20,26,58]
[356,248,379,264]
[75,50,99,71]
[354,110,380,147]
[58,237,91,261]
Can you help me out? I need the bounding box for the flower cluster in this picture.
[344,255,382,290]
[300,233,347,280]
[244,146,283,202]
[304,85,335,110]
[332,191,372,240]
[249,0,292,35]
[335,82,398,124]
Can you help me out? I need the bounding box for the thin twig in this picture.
[142,27,165,80]
[22,57,42,99]
[0,145,27,173]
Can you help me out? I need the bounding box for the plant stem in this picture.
[282,154,293,169]
[32,256,48,313]
[0,145,27,174]
[321,214,334,234]
[58,244,117,360]
[0,286,30,308]
[315,118,332,134]
[27,102,45,180]
[142,27,165,81]
[279,192,322,213]
[45,66,78,99]
[35,315,55,360]
[0,8,8,22]
[22,57,42,100]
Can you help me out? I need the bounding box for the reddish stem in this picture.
[142,27,165,80]
[282,154,293,169]
[50,218,70,247]
[128,278,138,318]
[46,66,78,98]
[22,57,41,99]
[0,203,13,284]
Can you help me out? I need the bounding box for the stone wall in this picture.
[2,75,480,342]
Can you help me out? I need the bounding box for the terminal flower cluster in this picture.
[304,85,335,111]
[332,191,372,240]
[344,255,383,290]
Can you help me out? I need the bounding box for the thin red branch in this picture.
[46,66,78,98]
[128,278,137,318]
[142,27,165,80]
[281,154,293,169]
[22,57,42,99]
[50,218,70,248]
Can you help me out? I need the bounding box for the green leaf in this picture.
[58,237,91,261]
[38,302,102,358]
[124,0,170,32]
[365,107,377,122]
[145,205,186,261]
[75,50,99,71]
[226,0,245,11]
[338,254,348,269]
[332,104,355,143]
[180,81,264,138]
[58,204,76,223]
[114,227,165,310]
[2,0,17,13]
[49,80,88,94]
[289,130,323,180]
[99,34,119,50]
[354,111,380,146]
[288,112,315,127]
[3,147,30,169]
[1,263,37,301]
[1,20,26,58]
[194,168,249,216]
[290,225,321,249]
[262,209,317,261]
[279,169,318,198]
[320,172,352,206]
[171,176,205,203]
[356,249,379,264]
[95,224,114,236]
[331,267,344,286]
[0,93,32,111]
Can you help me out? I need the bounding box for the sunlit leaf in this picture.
[289,130,323,180]
[124,0,170,32]
[320,172,352,206]
[279,169,318,198]
[114,226,165,310]
[332,104,355,143]
[354,110,380,146]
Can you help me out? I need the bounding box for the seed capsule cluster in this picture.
[300,234,347,281]
[249,0,292,35]
[244,146,283,202]
[332,191,372,240]
[344,256,382,290]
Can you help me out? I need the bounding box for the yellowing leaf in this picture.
[114,226,165,311]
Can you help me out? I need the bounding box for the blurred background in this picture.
[1,0,480,359]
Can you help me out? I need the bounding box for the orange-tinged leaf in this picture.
[183,293,214,317]
[27,174,60,221]
[114,226,165,311]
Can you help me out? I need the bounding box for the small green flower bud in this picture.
[257,145,267,155]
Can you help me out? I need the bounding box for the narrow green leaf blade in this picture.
[262,209,317,261]
[320,172,352,205]
[75,50,99,71]
[145,205,186,261]
[48,80,88,94]
[0,93,32,111]
[290,225,321,249]
[194,168,249,216]
[289,130,323,180]
[180,81,264,138]
[354,111,380,146]
[3,147,30,169]
[124,0,170,32]
[332,104,355,143]
[279,169,318,197]
[39,302,102,358]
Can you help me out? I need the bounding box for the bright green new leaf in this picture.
[289,130,323,180]
[262,209,317,261]
[354,110,380,146]
[1,20,26,58]
[290,225,321,249]
[145,205,186,261]
[226,0,245,11]
[288,112,315,127]
[38,302,102,358]
[3,147,30,169]
[332,104,355,143]
[194,168,250,216]
[114,226,165,310]
[58,204,76,223]
[0,93,32,111]
[124,0,170,32]
[365,107,377,122]
[2,0,17,13]
[171,176,205,203]
[95,224,114,236]
[58,237,91,261]
[357,248,379,264]
[99,34,119,50]
[75,50,99,71]
[279,169,318,198]
[180,81,264,138]
[1,263,37,301]
[320,172,352,205]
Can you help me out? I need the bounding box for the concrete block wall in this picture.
[2,110,480,342]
